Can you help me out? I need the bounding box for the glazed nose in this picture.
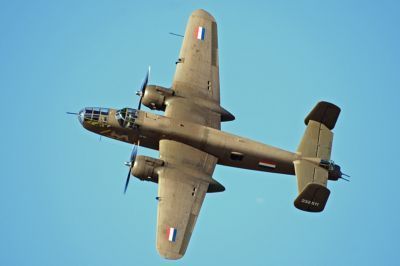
[78,109,85,125]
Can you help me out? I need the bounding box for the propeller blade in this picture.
[124,144,139,194]
[137,66,150,110]
[130,144,138,162]
[124,167,132,194]
[66,112,78,115]
[138,96,143,110]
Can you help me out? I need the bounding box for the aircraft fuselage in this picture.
[81,107,297,176]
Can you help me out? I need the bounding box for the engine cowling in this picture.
[132,155,164,183]
[142,85,173,111]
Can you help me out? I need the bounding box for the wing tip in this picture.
[157,248,184,260]
[191,9,216,22]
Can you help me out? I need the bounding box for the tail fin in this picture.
[294,101,341,212]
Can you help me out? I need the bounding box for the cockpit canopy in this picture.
[115,108,138,128]
[79,107,109,124]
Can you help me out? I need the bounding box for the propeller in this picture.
[123,144,138,194]
[136,66,151,110]
[122,67,150,192]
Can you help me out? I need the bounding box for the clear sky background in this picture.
[1,1,399,265]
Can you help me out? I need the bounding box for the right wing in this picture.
[166,9,221,129]
[172,9,220,103]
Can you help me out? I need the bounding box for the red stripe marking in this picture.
[259,161,276,165]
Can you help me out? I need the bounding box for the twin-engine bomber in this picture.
[69,9,347,260]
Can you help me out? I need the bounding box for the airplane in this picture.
[68,9,347,260]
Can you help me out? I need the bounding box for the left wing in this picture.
[156,167,209,259]
[156,140,217,259]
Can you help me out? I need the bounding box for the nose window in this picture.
[115,108,138,128]
[92,107,100,120]
[83,107,109,122]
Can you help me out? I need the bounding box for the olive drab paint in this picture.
[72,9,345,260]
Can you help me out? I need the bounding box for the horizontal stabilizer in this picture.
[293,160,330,212]
[305,101,341,130]
[294,183,330,212]
[293,101,341,212]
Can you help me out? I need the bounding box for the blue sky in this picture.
[1,1,399,265]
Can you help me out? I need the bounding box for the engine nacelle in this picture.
[142,85,173,111]
[132,155,164,183]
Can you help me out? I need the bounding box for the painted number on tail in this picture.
[301,199,320,207]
